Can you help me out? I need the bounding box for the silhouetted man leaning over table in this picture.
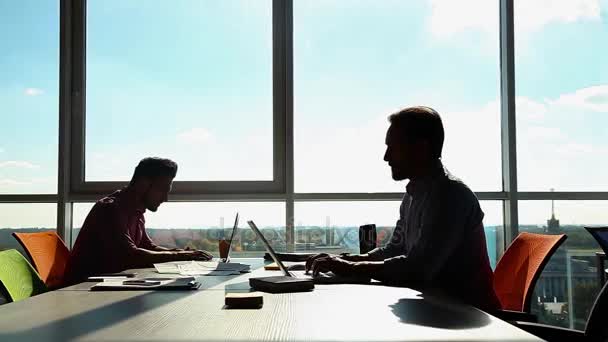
[306,106,501,311]
[65,157,213,285]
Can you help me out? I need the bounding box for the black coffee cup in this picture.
[359,224,377,254]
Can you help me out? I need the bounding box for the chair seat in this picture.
[12,232,70,289]
[0,249,48,302]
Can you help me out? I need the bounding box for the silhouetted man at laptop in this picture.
[66,157,212,284]
[306,106,500,311]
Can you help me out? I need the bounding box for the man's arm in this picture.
[139,230,210,255]
[139,230,184,252]
[103,207,211,268]
[306,220,404,270]
[306,196,408,271]
[126,248,209,268]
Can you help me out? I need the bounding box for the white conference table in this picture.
[0,259,543,342]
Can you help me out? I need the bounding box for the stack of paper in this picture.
[154,261,251,276]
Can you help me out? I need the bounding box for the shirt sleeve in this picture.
[381,184,484,287]
[140,229,160,251]
[367,195,409,260]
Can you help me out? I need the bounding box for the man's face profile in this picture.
[143,176,173,212]
[384,124,428,181]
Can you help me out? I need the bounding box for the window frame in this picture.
[66,0,287,197]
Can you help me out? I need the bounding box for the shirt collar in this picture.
[406,159,446,196]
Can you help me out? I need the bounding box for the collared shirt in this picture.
[368,161,500,311]
[65,188,159,284]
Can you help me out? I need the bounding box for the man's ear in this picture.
[132,177,152,192]
[413,140,432,159]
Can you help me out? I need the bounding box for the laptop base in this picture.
[249,276,314,293]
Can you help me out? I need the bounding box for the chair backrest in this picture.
[494,232,567,312]
[0,249,48,302]
[584,279,608,340]
[12,232,70,289]
[584,226,608,255]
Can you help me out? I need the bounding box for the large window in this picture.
[515,0,608,191]
[85,1,273,182]
[294,1,501,193]
[0,1,58,194]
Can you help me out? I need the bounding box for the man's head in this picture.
[383,106,444,181]
[129,157,178,212]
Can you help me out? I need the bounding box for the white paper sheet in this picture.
[154,261,251,276]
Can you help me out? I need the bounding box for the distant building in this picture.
[543,300,567,315]
[546,190,561,233]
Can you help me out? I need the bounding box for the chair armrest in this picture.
[514,321,587,342]
[493,309,537,323]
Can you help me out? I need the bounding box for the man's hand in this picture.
[339,253,370,262]
[176,250,213,261]
[305,253,335,273]
[308,254,356,277]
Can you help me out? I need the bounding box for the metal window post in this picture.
[57,0,81,244]
[273,0,294,252]
[499,0,519,252]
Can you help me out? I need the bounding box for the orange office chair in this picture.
[12,231,70,289]
[494,232,567,318]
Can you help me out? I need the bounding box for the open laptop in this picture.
[247,220,370,285]
[220,212,239,263]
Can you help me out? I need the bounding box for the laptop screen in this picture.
[247,220,291,277]
[224,213,239,259]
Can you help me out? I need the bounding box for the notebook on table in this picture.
[90,277,201,291]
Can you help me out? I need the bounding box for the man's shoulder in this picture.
[438,172,484,224]
[92,191,125,214]
[440,172,478,203]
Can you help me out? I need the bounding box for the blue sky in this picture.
[1,0,608,228]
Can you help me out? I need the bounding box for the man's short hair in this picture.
[388,106,445,159]
[130,157,178,185]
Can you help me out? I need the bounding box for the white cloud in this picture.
[516,97,549,122]
[0,161,40,169]
[427,0,498,38]
[0,179,31,186]
[24,88,44,96]
[176,127,213,145]
[439,100,502,189]
[555,142,597,156]
[551,85,608,112]
[515,0,601,34]
[427,0,601,38]
[515,84,608,191]
[86,125,273,182]
[522,126,564,141]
